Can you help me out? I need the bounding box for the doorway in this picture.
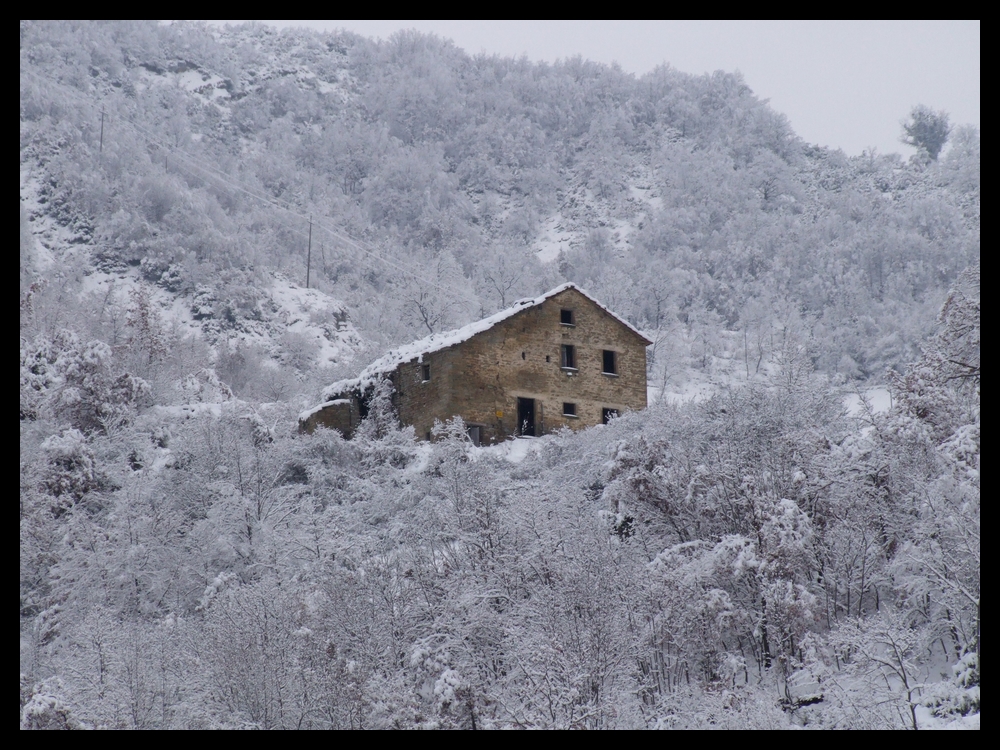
[517,397,536,436]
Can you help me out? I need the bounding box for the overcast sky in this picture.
[204,20,980,158]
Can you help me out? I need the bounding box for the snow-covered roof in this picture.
[321,283,650,401]
[297,399,351,424]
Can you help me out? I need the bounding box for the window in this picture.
[602,408,619,424]
[467,425,482,446]
[560,309,575,326]
[563,402,577,417]
[602,349,618,375]
[561,344,576,369]
[421,364,431,382]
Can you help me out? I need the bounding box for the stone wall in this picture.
[391,351,452,441]
[299,399,357,436]
[394,287,648,443]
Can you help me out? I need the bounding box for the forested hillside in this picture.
[20,21,978,729]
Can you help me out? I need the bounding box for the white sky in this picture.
[203,20,980,157]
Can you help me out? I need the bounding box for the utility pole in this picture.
[99,106,105,154]
[306,215,312,289]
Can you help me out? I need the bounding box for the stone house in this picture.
[299,283,651,444]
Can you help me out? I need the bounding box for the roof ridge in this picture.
[321,282,649,401]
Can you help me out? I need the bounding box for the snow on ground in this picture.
[20,169,86,272]
[302,69,354,102]
[534,212,574,263]
[628,183,663,212]
[266,274,360,368]
[531,163,664,264]
[655,372,719,405]
[176,69,228,99]
[131,30,357,119]
[647,329,758,406]
[23,161,362,380]
[843,387,892,417]
[609,217,634,252]
[479,434,552,464]
[914,701,980,730]
[77,267,205,341]
[135,64,230,101]
[74,269,361,373]
[149,401,224,421]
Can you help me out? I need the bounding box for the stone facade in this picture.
[299,398,358,436]
[301,285,651,443]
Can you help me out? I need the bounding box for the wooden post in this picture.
[306,215,312,289]
[99,106,105,154]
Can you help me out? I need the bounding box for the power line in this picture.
[119,105,476,305]
[19,66,482,307]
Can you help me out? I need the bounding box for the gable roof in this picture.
[321,282,651,401]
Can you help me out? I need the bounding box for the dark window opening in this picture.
[602,350,618,375]
[425,431,432,441]
[521,351,526,360]
[467,425,482,446]
[563,402,577,417]
[560,309,575,325]
[546,355,551,363]
[517,397,536,437]
[421,364,431,382]
[602,408,619,424]
[561,344,576,369]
